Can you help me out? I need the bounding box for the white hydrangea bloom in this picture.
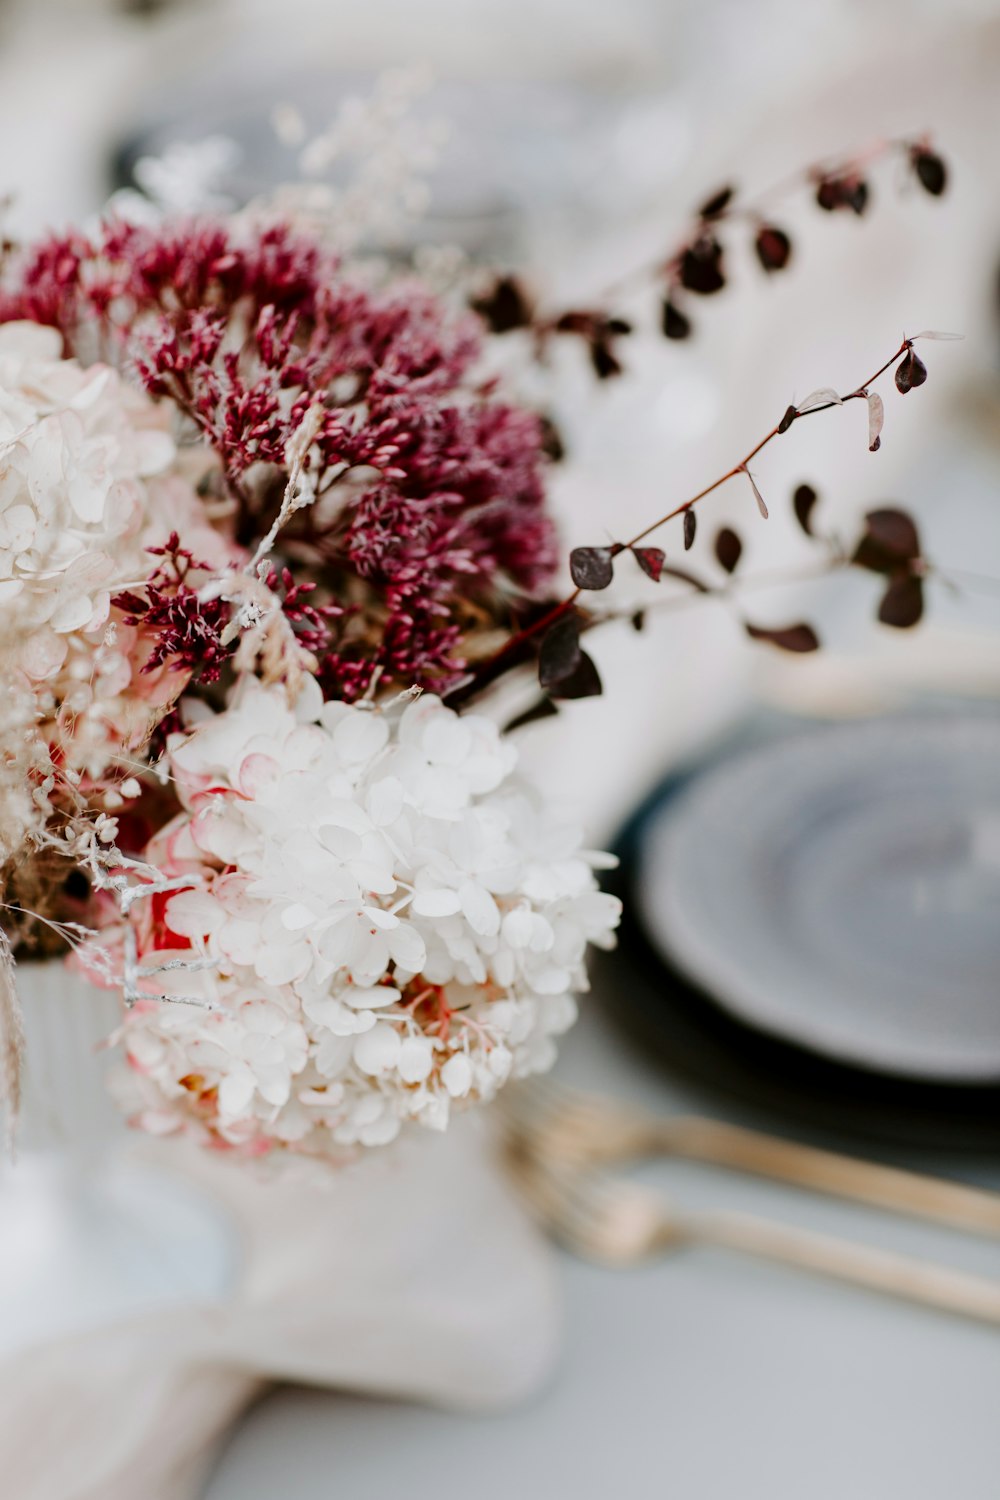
[113,680,621,1157]
[0,678,51,864]
[0,320,180,679]
[0,320,237,790]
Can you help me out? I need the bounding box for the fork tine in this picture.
[498,1075,599,1134]
[498,1075,641,1168]
[508,1148,636,1244]
[530,1074,597,1119]
[526,1075,644,1131]
[508,1074,571,1116]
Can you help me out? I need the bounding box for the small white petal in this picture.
[333,710,389,763]
[412,888,462,917]
[441,1053,472,1098]
[354,1023,402,1075]
[164,889,222,939]
[398,1036,434,1083]
[387,922,426,973]
[281,902,317,931]
[501,907,534,948]
[342,984,401,1010]
[423,713,472,766]
[255,942,311,986]
[460,881,500,937]
[218,1069,256,1117]
[367,776,405,826]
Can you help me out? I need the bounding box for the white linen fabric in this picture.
[0,1121,559,1500]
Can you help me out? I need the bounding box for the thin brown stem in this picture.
[449,336,910,705]
[631,339,907,547]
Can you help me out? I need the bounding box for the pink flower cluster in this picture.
[1,217,559,699]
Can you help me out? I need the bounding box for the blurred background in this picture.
[6,0,999,824]
[2,1,999,1496]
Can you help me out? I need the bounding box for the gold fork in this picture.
[507,1150,1000,1326]
[497,1078,1000,1237]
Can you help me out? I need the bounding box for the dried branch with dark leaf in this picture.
[451,333,944,709]
[595,486,937,651]
[501,486,944,727]
[471,136,950,372]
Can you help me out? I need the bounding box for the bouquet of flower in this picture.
[0,104,950,1163]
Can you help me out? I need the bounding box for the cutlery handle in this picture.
[662,1117,1000,1237]
[695,1209,1000,1325]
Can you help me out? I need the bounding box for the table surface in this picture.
[203,993,1000,1500]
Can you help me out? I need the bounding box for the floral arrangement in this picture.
[0,105,952,1162]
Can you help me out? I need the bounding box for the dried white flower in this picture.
[0,323,232,786]
[102,680,620,1157]
[0,321,173,678]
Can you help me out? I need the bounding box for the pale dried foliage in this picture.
[0,926,24,1149]
[259,67,446,252]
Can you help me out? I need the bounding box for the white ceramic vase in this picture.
[0,960,238,1361]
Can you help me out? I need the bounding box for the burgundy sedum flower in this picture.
[1,217,560,699]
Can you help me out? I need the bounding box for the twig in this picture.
[591,135,914,307]
[449,336,912,705]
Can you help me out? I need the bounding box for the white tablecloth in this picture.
[204,998,1000,1500]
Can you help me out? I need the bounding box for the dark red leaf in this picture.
[661,299,692,340]
[867,508,920,559]
[590,339,623,380]
[538,615,582,688]
[549,648,603,700]
[570,546,615,590]
[745,621,820,653]
[861,507,921,564]
[815,179,839,212]
[554,310,592,335]
[699,185,736,220]
[538,414,565,462]
[911,148,947,196]
[815,175,869,215]
[633,547,666,582]
[895,349,928,394]
[755,225,792,272]
[878,574,924,628]
[680,237,726,296]
[793,483,818,536]
[715,527,742,573]
[852,508,922,577]
[470,275,534,333]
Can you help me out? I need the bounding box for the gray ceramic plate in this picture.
[636,716,1000,1083]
